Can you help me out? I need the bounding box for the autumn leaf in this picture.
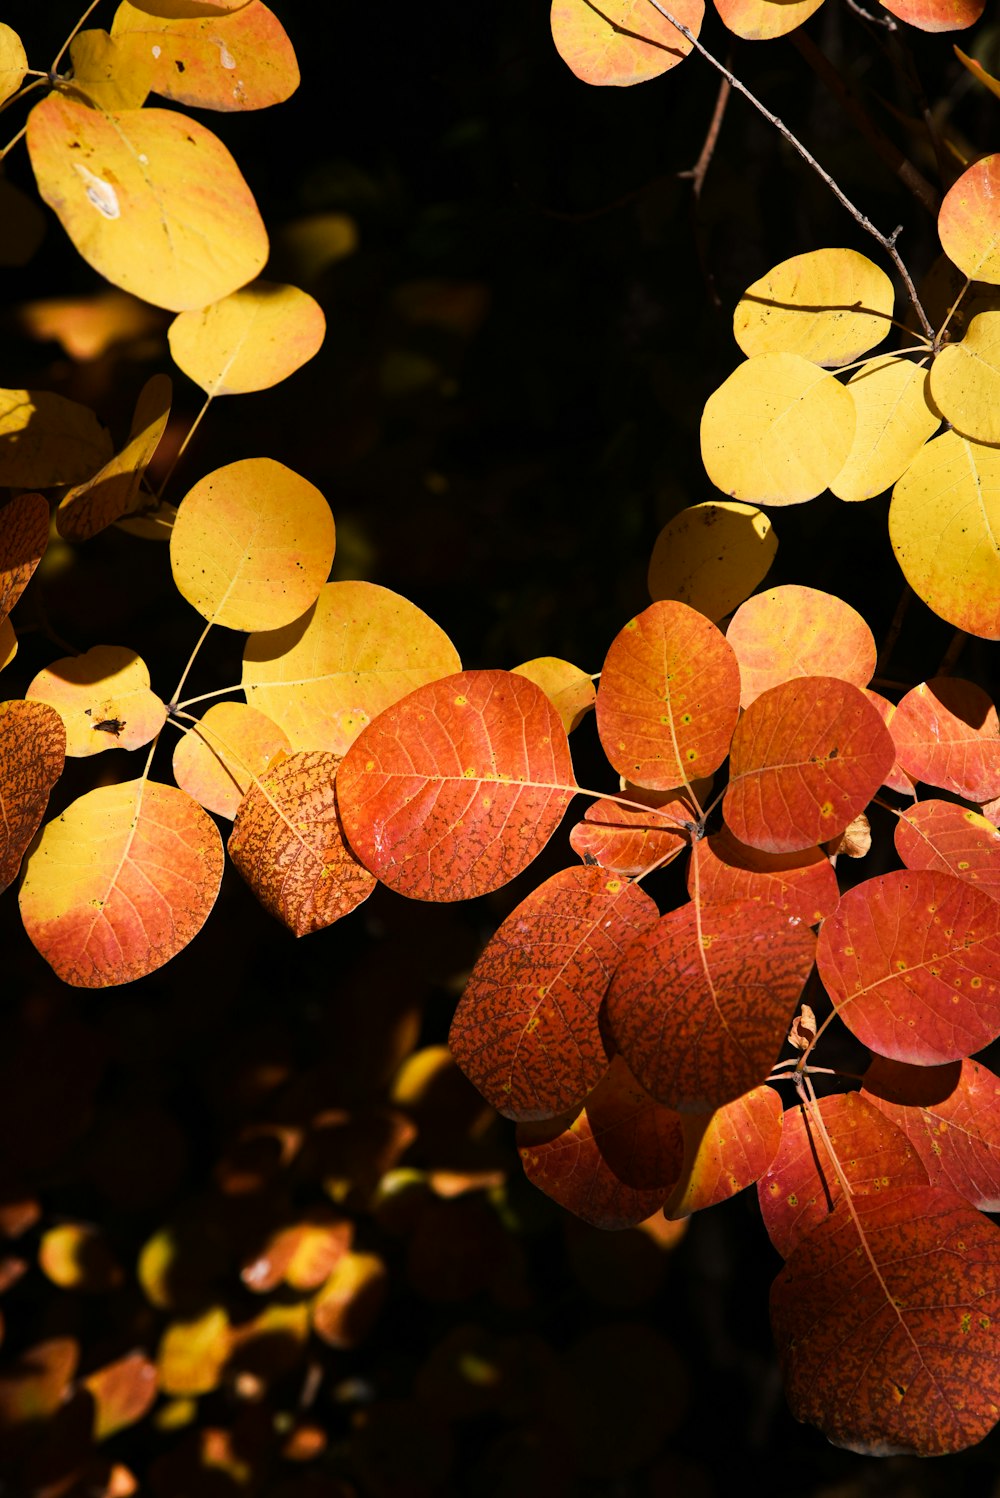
[894,800,1000,899]
[929,311,1000,444]
[0,493,48,625]
[0,700,66,894]
[172,700,290,818]
[84,1352,158,1441]
[0,387,112,486]
[157,1306,230,1396]
[550,0,703,87]
[866,689,916,794]
[726,585,876,708]
[938,153,1000,284]
[891,678,1000,801]
[880,0,985,31]
[569,795,689,876]
[647,500,777,622]
[241,1212,353,1293]
[56,374,171,541]
[26,644,166,756]
[0,24,26,108]
[312,1252,389,1349]
[733,248,894,365]
[68,28,153,110]
[39,1223,123,1293]
[714,0,823,39]
[511,656,596,733]
[830,355,939,503]
[665,1085,783,1217]
[0,1338,79,1431]
[168,280,325,395]
[688,825,839,925]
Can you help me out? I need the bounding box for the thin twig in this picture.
[680,70,731,201]
[51,0,104,73]
[935,628,966,677]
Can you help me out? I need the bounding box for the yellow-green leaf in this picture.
[831,355,940,502]
[701,353,856,505]
[889,429,1000,639]
[69,28,153,110]
[26,93,268,312]
[57,373,171,540]
[929,311,1000,444]
[714,0,823,39]
[168,281,325,395]
[26,644,167,756]
[172,700,290,818]
[0,23,27,106]
[0,387,112,486]
[170,457,335,631]
[734,248,894,366]
[550,0,703,87]
[511,657,596,733]
[938,154,1000,286]
[647,500,777,621]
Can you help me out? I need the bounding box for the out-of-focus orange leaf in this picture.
[880,0,984,29]
[0,387,112,486]
[891,679,1000,801]
[665,1085,783,1217]
[0,493,47,625]
[569,795,689,875]
[550,0,703,87]
[241,1213,353,1294]
[68,28,152,109]
[168,280,325,395]
[715,0,823,38]
[0,1337,79,1429]
[688,825,839,924]
[0,1198,41,1239]
[312,1251,388,1349]
[17,291,164,362]
[57,374,171,540]
[0,700,65,894]
[19,779,224,987]
[0,24,26,106]
[172,700,290,818]
[157,1307,230,1396]
[26,644,166,756]
[938,153,1000,284]
[894,799,1000,898]
[511,656,595,733]
[38,1224,123,1294]
[84,1353,158,1442]
[726,585,876,708]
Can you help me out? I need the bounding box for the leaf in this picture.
[126,0,254,15]
[157,1306,230,1396]
[26,94,268,312]
[26,644,167,756]
[726,585,876,708]
[605,898,816,1111]
[19,779,224,987]
[700,353,855,506]
[56,374,171,541]
[569,796,689,876]
[311,1251,388,1349]
[724,677,894,853]
[227,749,376,936]
[449,866,658,1121]
[511,657,595,733]
[929,311,1000,444]
[0,700,66,894]
[243,580,462,754]
[0,493,48,623]
[815,869,1000,1064]
[688,825,840,925]
[0,617,16,671]
[646,500,777,622]
[38,1223,123,1293]
[714,0,824,39]
[84,1352,158,1441]
[771,1186,1000,1456]
[172,700,290,818]
[880,0,985,30]
[111,0,299,111]
[69,28,153,110]
[595,600,741,790]
[733,249,894,366]
[0,23,27,106]
[866,690,916,795]
[517,1056,683,1229]
[336,669,577,901]
[241,1212,353,1293]
[938,153,1000,285]
[167,280,325,395]
[0,1338,79,1430]
[549,0,704,87]
[665,1085,783,1217]
[954,46,1000,101]
[0,387,112,486]
[830,355,940,503]
[891,678,1000,801]
[895,799,1000,899]
[889,430,1000,639]
[170,458,334,631]
[18,289,163,362]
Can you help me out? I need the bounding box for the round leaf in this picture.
[665,1085,783,1218]
[68,28,152,110]
[726,584,876,708]
[168,281,325,395]
[0,700,65,894]
[688,825,840,925]
[894,799,1000,899]
[938,154,1000,285]
[714,0,823,38]
[891,678,1000,801]
[569,795,689,876]
[172,700,290,818]
[733,249,894,366]
[881,0,984,29]
[26,644,167,756]
[550,0,703,87]
[0,23,27,107]
[929,311,1000,444]
[646,500,777,622]
[511,656,595,733]
[830,354,940,503]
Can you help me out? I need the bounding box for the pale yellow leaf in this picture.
[69,28,152,109]
[57,374,171,540]
[715,0,823,38]
[0,387,112,486]
[26,644,167,756]
[0,23,27,107]
[168,281,325,395]
[550,0,703,86]
[172,700,290,818]
[511,657,596,733]
[647,500,777,621]
[831,355,940,502]
[734,248,894,366]
[929,311,1000,444]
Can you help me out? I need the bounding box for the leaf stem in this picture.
[935,275,972,348]
[169,620,214,712]
[155,394,213,501]
[51,0,104,74]
[175,684,246,712]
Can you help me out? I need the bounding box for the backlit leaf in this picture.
[700,353,855,506]
[605,898,816,1111]
[0,387,112,486]
[549,0,703,87]
[336,669,577,901]
[170,458,334,631]
[157,1306,230,1396]
[891,678,1000,801]
[38,1223,123,1293]
[816,869,1000,1064]
[889,430,1000,638]
[929,312,1000,444]
[595,600,741,790]
[84,1352,158,1441]
[243,580,461,754]
[771,1186,1000,1456]
[714,0,823,39]
[0,23,27,106]
[0,700,65,894]
[449,866,658,1120]
[0,493,48,624]
[688,825,839,924]
[938,154,1000,284]
[0,1338,78,1430]
[647,500,777,621]
[311,1251,388,1349]
[228,749,376,936]
[831,355,940,503]
[127,0,253,14]
[112,0,299,111]
[665,1085,782,1217]
[172,700,290,818]
[26,644,166,756]
[724,677,894,853]
[69,28,152,110]
[733,249,893,365]
[241,1213,353,1293]
[569,795,689,876]
[866,691,916,795]
[726,585,876,708]
[168,280,325,395]
[26,94,268,312]
[19,779,224,987]
[880,0,985,30]
[895,800,1000,899]
[56,374,171,540]
[511,657,595,733]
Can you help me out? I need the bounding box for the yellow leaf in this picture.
[550,0,703,87]
[57,374,171,540]
[68,28,152,109]
[929,311,1000,444]
[157,1307,230,1396]
[831,354,940,502]
[26,93,268,312]
[714,0,823,39]
[0,387,112,486]
[938,153,1000,286]
[733,248,895,366]
[172,700,290,818]
[0,23,27,106]
[275,212,358,284]
[168,281,325,395]
[700,353,855,505]
[170,458,335,631]
[242,579,462,754]
[127,0,253,15]
[647,500,777,621]
[889,429,1000,639]
[26,644,167,756]
[511,657,596,732]
[311,1251,388,1349]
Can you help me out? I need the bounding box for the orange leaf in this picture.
[880,0,984,29]
[688,825,839,924]
[84,1352,158,1442]
[0,1337,78,1430]
[241,1213,353,1293]
[894,799,1000,899]
[569,795,689,876]
[56,374,171,540]
[311,1251,388,1349]
[726,584,876,708]
[938,153,1000,285]
[172,700,290,818]
[715,0,823,38]
[26,644,167,756]
[891,678,1000,802]
[0,493,48,624]
[0,700,65,894]
[665,1085,783,1217]
[866,689,915,795]
[550,0,703,87]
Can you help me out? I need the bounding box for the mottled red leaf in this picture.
[569,795,689,876]
[891,679,1000,801]
[688,825,839,925]
[595,600,741,790]
[895,799,1000,899]
[336,669,576,900]
[726,585,876,709]
[449,865,657,1120]
[771,1186,1000,1455]
[605,898,816,1111]
[0,700,65,894]
[816,870,1000,1063]
[0,492,48,624]
[724,677,895,853]
[665,1085,783,1217]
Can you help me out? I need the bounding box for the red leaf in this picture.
[605,898,816,1111]
[891,679,1000,802]
[0,700,65,894]
[724,676,895,853]
[336,669,576,900]
[569,796,689,876]
[665,1085,783,1217]
[688,824,839,925]
[449,866,658,1120]
[816,870,1000,1063]
[895,799,1000,899]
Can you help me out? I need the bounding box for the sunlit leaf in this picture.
[337,669,577,900]
[549,0,703,87]
[0,493,48,624]
[0,23,27,106]
[724,677,894,853]
[938,153,1000,285]
[880,0,985,30]
[228,749,376,936]
[714,0,823,39]
[891,678,1000,801]
[569,795,689,876]
[168,280,325,395]
[866,691,916,795]
[606,898,816,1111]
[954,46,1000,101]
[26,93,268,312]
[172,700,289,818]
[929,311,1000,444]
[0,1338,78,1430]
[26,644,166,756]
[241,1213,352,1293]
[647,500,777,621]
[69,28,152,109]
[700,353,855,506]
[726,585,876,708]
[311,1251,389,1349]
[19,779,224,987]
[595,600,741,790]
[665,1085,783,1217]
[449,865,658,1120]
[894,799,1000,898]
[126,0,253,15]
[38,1222,123,1293]
[733,249,894,365]
[688,825,839,924]
[170,457,334,631]
[831,355,940,503]
[816,869,1000,1064]
[157,1306,230,1396]
[57,374,171,541]
[0,387,112,486]
[243,580,461,754]
[771,1186,1000,1456]
[0,700,65,894]
[84,1352,158,1441]
[511,656,595,733]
